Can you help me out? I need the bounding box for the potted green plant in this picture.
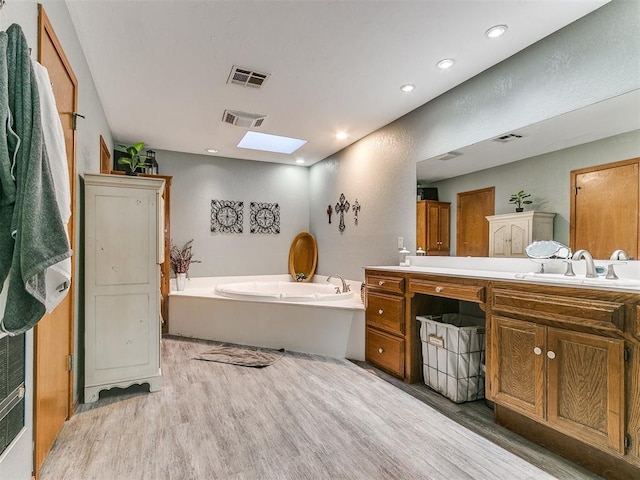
[117,142,151,175]
[170,239,201,290]
[509,190,533,212]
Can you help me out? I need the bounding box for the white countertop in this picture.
[365,257,640,293]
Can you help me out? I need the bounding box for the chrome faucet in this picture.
[607,249,631,279]
[610,249,630,261]
[572,250,597,278]
[327,275,350,294]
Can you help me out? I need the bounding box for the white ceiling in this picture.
[66,0,610,167]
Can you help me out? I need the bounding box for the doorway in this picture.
[571,158,639,259]
[457,187,495,257]
[34,6,78,478]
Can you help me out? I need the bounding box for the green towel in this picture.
[0,32,14,286]
[0,24,71,334]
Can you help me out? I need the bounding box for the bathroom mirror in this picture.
[288,232,318,282]
[525,240,572,260]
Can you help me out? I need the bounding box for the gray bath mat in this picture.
[195,343,285,368]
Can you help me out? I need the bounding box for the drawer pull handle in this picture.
[547,351,556,359]
[378,348,384,354]
[378,280,385,286]
[533,347,542,355]
[378,309,384,315]
[435,286,443,293]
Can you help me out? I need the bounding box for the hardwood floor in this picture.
[39,337,599,480]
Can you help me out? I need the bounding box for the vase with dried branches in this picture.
[170,239,201,290]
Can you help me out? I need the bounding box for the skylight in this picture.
[237,131,307,154]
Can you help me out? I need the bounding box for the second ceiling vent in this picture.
[227,66,270,88]
[222,110,266,128]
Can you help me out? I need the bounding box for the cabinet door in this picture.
[490,222,509,257]
[426,203,441,253]
[416,201,426,251]
[508,219,530,257]
[546,328,625,454]
[438,203,450,252]
[492,316,545,419]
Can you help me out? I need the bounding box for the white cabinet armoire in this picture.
[84,174,165,403]
[486,211,555,257]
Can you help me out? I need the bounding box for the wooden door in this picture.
[34,6,78,477]
[571,158,639,259]
[457,187,494,256]
[546,328,625,454]
[492,316,545,419]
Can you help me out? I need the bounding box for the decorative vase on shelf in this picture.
[515,208,524,213]
[176,273,186,291]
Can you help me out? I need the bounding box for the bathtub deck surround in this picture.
[169,274,364,360]
[364,256,640,478]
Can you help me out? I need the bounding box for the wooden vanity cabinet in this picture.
[489,283,629,461]
[365,272,406,378]
[417,201,450,255]
[492,316,624,453]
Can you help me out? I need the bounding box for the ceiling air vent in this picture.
[493,133,523,143]
[227,66,270,88]
[437,151,462,161]
[222,110,267,128]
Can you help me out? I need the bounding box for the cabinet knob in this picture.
[378,309,384,315]
[547,351,556,359]
[378,280,385,286]
[378,348,384,354]
[435,286,443,293]
[533,347,542,355]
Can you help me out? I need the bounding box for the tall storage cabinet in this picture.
[84,174,165,403]
[417,200,451,255]
[486,211,555,257]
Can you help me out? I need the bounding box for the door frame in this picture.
[569,157,639,253]
[34,5,78,477]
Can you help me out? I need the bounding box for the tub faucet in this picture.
[572,250,597,278]
[327,275,350,293]
[610,249,631,261]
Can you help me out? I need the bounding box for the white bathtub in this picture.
[168,275,365,360]
[214,280,354,302]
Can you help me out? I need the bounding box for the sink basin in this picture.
[514,272,640,289]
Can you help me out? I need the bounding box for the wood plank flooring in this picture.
[39,337,599,480]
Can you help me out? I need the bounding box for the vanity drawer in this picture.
[366,292,404,335]
[409,278,485,304]
[366,328,404,377]
[366,274,405,294]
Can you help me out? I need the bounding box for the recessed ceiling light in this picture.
[205,148,218,154]
[295,159,305,164]
[335,132,348,140]
[237,131,307,154]
[400,84,415,93]
[436,58,455,70]
[485,24,508,39]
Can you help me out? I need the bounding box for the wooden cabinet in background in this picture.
[486,211,555,257]
[417,200,450,255]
